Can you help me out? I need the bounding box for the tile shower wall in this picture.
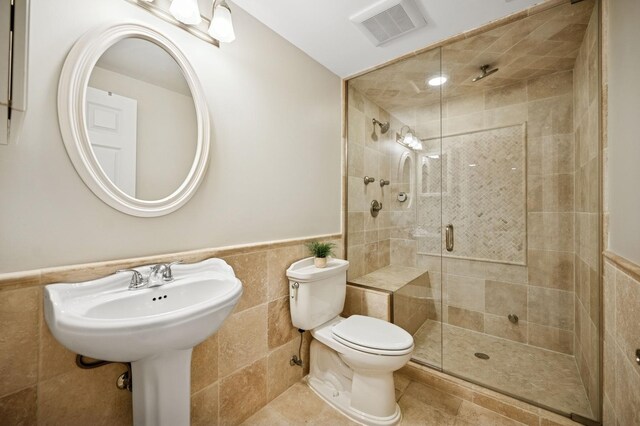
[0,237,342,425]
[572,5,600,417]
[347,87,414,281]
[410,68,577,354]
[419,124,528,265]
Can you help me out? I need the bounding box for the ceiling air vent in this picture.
[350,0,427,46]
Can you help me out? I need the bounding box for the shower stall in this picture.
[345,0,601,422]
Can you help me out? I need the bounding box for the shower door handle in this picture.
[445,224,454,252]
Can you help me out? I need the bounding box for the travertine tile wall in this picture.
[409,68,577,354]
[572,5,601,417]
[603,258,640,425]
[342,285,391,321]
[0,236,342,425]
[346,87,414,281]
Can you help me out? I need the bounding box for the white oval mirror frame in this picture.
[58,23,210,217]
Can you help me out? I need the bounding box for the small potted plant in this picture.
[306,241,336,268]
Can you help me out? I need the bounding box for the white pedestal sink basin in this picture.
[44,258,243,426]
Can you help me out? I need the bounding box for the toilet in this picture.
[286,257,414,426]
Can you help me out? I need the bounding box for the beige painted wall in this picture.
[89,66,197,200]
[607,0,640,264]
[0,0,342,273]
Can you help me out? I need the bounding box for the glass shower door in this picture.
[438,0,601,420]
[406,47,444,370]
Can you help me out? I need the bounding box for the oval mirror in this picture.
[58,24,210,217]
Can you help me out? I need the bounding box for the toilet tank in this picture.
[286,257,349,330]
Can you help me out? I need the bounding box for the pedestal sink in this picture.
[44,258,243,426]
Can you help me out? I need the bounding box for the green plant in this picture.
[306,241,336,258]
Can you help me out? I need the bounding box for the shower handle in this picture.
[445,224,454,252]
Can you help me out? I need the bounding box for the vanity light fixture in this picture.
[396,126,422,151]
[125,0,236,46]
[208,0,236,43]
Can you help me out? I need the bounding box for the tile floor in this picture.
[244,377,544,425]
[412,320,592,419]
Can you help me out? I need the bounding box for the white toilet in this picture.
[286,257,414,426]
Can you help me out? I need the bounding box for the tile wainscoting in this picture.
[0,234,342,425]
[602,252,640,426]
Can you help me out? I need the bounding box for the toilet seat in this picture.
[332,315,413,356]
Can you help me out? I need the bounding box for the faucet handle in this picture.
[162,260,183,282]
[117,269,146,290]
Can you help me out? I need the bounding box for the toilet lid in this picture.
[332,315,413,352]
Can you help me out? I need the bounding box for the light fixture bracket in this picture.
[124,0,220,47]
[396,126,422,151]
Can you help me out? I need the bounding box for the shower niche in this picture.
[397,152,414,209]
[346,0,601,423]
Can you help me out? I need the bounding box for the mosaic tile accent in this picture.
[416,124,527,265]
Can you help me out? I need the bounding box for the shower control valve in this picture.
[370,200,383,217]
[380,179,390,187]
[364,176,375,185]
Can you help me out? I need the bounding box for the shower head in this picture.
[472,64,499,82]
[372,118,390,134]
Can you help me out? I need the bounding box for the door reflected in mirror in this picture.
[86,37,197,201]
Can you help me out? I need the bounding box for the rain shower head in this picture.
[472,64,499,82]
[372,118,390,134]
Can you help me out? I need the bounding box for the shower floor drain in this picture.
[474,352,490,360]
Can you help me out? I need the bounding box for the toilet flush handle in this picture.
[291,282,300,300]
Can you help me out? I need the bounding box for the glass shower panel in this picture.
[346,47,444,370]
[439,0,600,421]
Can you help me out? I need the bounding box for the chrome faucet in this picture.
[116,269,147,290]
[148,261,182,287]
[117,261,182,290]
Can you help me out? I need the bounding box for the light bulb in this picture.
[208,2,236,43]
[403,133,414,146]
[428,75,447,86]
[170,0,201,25]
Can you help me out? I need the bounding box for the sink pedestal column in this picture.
[131,348,193,426]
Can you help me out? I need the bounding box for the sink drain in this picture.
[474,352,490,360]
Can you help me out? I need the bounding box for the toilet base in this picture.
[307,340,402,426]
[307,376,402,426]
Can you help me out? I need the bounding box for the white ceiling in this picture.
[232,0,544,77]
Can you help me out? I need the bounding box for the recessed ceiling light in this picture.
[428,75,447,86]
